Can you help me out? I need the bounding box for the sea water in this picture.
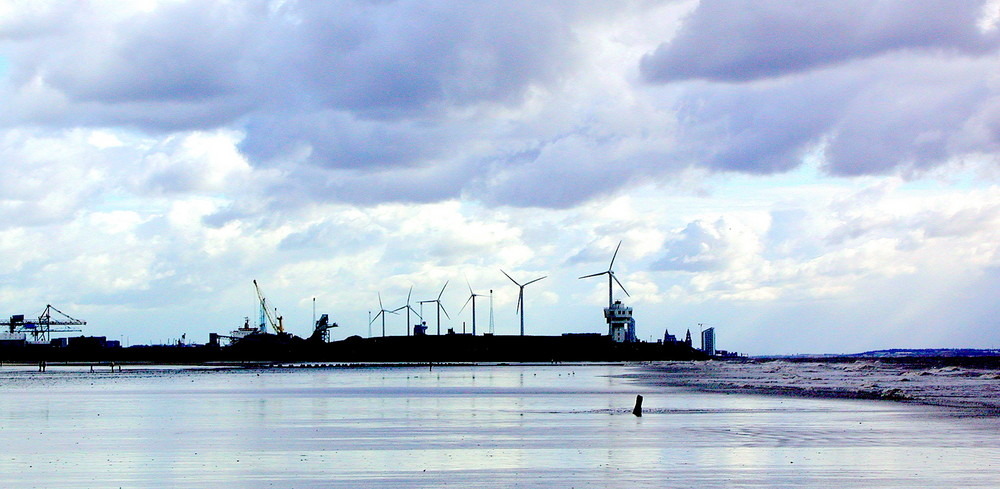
[0,363,997,488]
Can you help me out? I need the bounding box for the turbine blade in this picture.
[378,292,384,310]
[410,306,422,319]
[439,303,451,319]
[609,240,622,269]
[579,271,608,279]
[612,274,630,297]
[392,306,406,313]
[407,286,412,305]
[459,294,473,314]
[438,281,448,300]
[524,276,546,286]
[501,269,519,286]
[516,292,522,314]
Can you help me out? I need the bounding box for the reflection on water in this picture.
[0,364,997,488]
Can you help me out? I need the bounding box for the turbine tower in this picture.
[579,240,630,309]
[418,281,450,335]
[393,286,422,336]
[370,292,398,337]
[501,270,546,336]
[459,281,485,336]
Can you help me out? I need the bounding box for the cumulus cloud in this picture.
[0,1,998,352]
[652,217,763,272]
[652,179,1000,306]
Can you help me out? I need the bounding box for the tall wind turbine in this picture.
[579,240,630,309]
[370,292,398,337]
[459,281,485,336]
[501,270,546,336]
[418,281,450,335]
[392,286,422,336]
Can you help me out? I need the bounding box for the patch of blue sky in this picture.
[689,159,859,213]
[705,149,995,210]
[897,157,999,193]
[0,55,8,78]
[92,192,163,214]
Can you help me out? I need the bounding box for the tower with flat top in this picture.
[604,300,636,343]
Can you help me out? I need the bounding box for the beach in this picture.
[630,358,1000,413]
[1,363,998,488]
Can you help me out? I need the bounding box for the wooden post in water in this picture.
[632,394,643,417]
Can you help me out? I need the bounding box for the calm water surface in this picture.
[0,364,997,488]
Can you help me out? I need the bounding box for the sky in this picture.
[0,0,998,355]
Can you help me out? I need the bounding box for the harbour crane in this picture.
[253,280,284,334]
[1,304,85,343]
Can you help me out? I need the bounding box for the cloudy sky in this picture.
[1,0,998,354]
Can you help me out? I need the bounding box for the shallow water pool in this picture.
[0,364,996,488]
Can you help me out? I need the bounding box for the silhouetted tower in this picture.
[663,329,677,344]
[685,329,692,347]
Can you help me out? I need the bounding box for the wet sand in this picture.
[1,363,998,488]
[631,359,1000,413]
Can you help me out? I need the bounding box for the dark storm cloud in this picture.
[275,2,575,116]
[3,1,583,152]
[2,0,605,205]
[673,56,999,175]
[4,1,1000,209]
[1,2,267,131]
[642,0,1000,177]
[475,139,624,208]
[640,0,999,83]
[237,109,458,171]
[50,2,259,104]
[821,58,996,175]
[672,78,845,173]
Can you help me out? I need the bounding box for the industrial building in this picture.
[604,300,637,343]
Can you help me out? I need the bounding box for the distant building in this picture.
[64,336,112,349]
[0,332,26,347]
[414,322,428,336]
[604,300,636,343]
[701,327,715,356]
[663,329,677,344]
[684,329,692,347]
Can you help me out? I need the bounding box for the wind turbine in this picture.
[459,280,486,336]
[418,281,450,335]
[370,292,398,337]
[579,240,630,309]
[501,270,546,336]
[392,286,422,336]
